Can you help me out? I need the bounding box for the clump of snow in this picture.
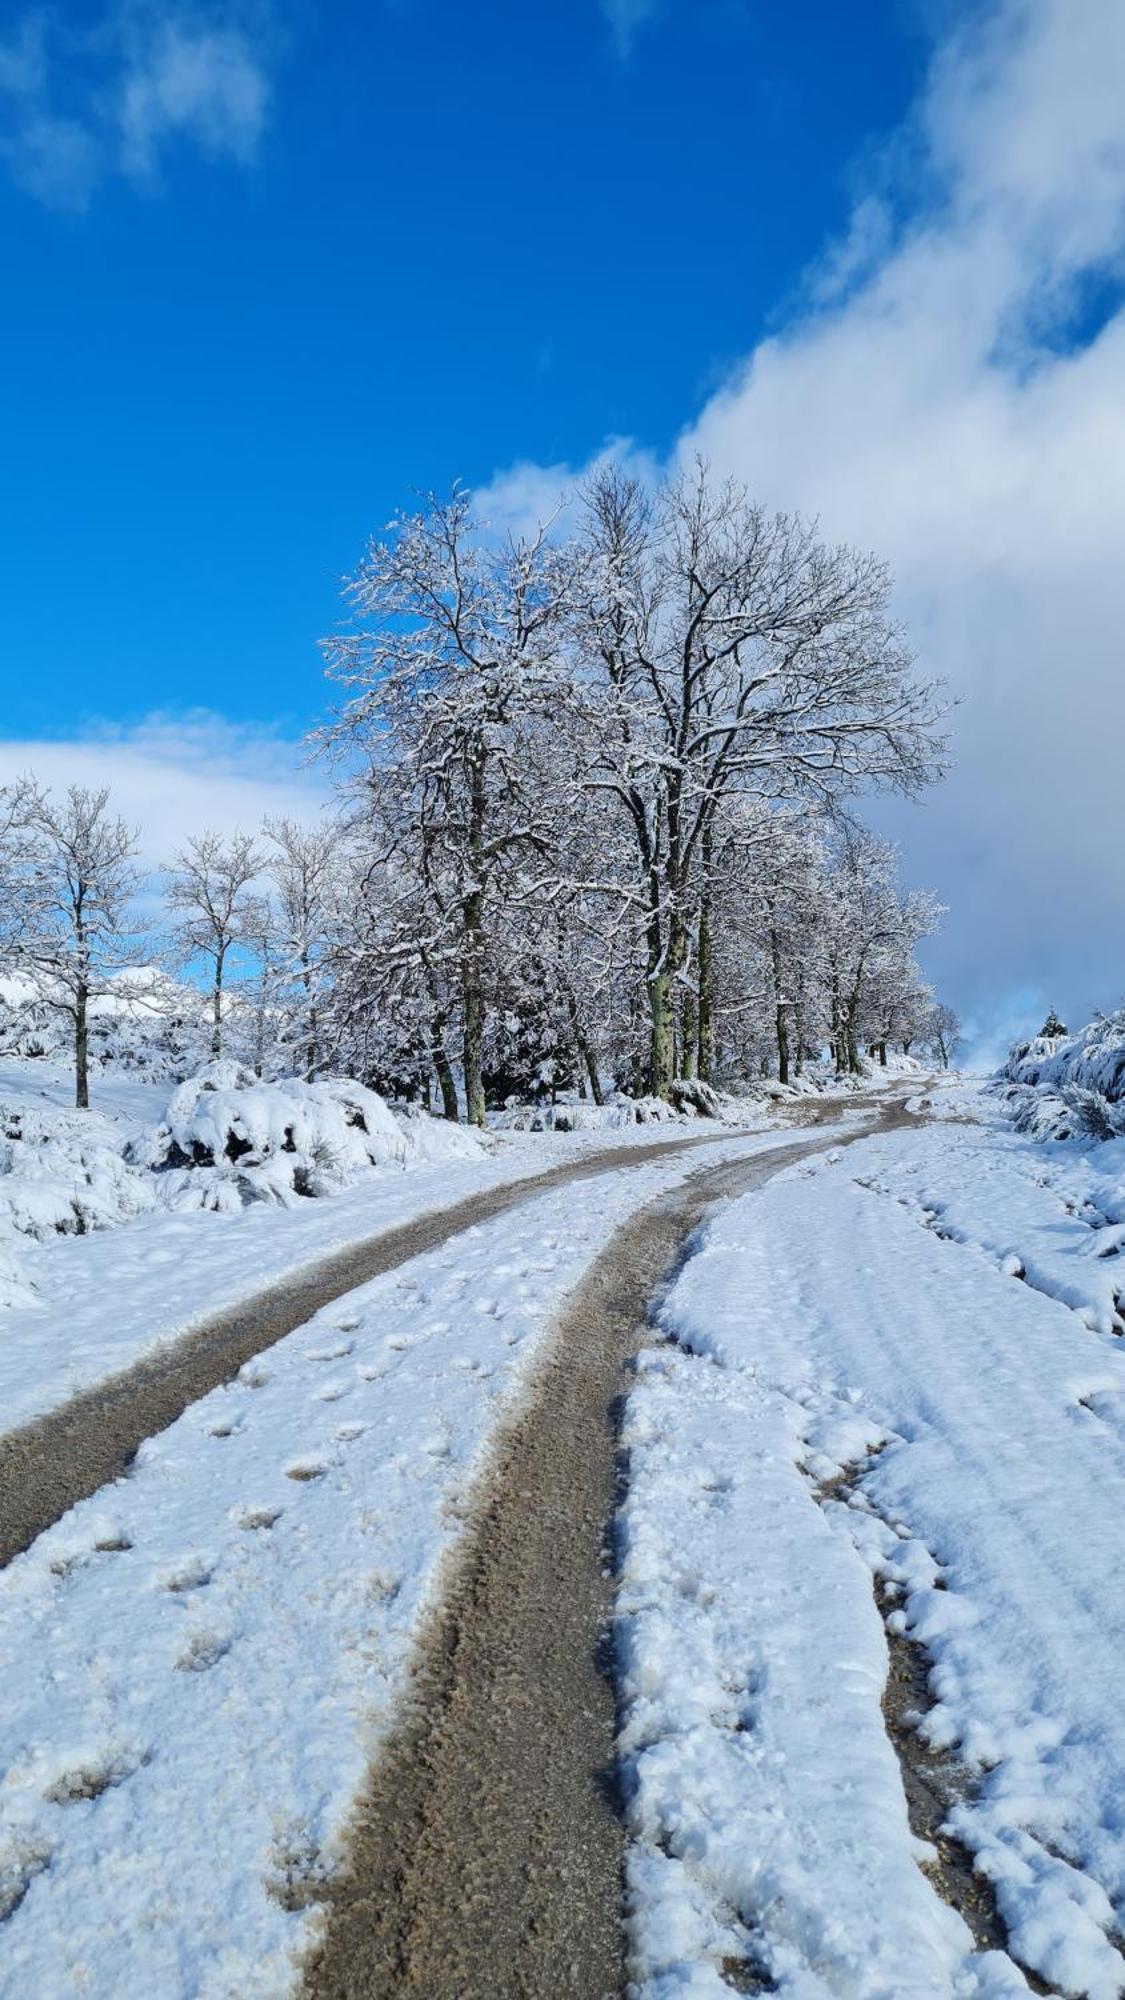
[998,1009,1125,1142]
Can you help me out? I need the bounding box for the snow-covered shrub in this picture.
[139,1063,482,1211]
[0,1099,155,1309]
[998,1010,1125,1142]
[490,1091,683,1134]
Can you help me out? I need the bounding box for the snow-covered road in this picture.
[5,1081,1121,2000]
[619,1088,1125,1998]
[0,1123,815,1998]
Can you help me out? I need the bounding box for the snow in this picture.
[0,1076,797,1435]
[0,1128,802,1999]
[618,1083,1125,1997]
[998,1009,1125,1141]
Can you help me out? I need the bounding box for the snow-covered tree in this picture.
[17,786,146,1108]
[166,832,265,1059]
[321,490,574,1126]
[262,817,339,1080]
[925,1000,962,1068]
[568,463,946,1097]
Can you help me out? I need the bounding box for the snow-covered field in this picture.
[0,1125,811,1998]
[618,1079,1125,1997]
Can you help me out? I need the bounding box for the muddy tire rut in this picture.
[301,1111,913,2000]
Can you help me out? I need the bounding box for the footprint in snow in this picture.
[175,1625,232,1673]
[316,1381,351,1403]
[335,1421,367,1441]
[158,1552,213,1592]
[0,1832,51,1922]
[238,1364,271,1390]
[234,1504,283,1531]
[304,1338,355,1362]
[285,1460,327,1482]
[42,1741,148,1805]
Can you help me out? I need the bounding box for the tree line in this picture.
[0,465,959,1115]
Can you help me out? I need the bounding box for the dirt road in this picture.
[302,1100,918,1999]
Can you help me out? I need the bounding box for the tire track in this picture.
[301,1104,916,1999]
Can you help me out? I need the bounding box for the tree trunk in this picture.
[770,925,789,1085]
[697,897,715,1084]
[794,1001,805,1078]
[433,1041,459,1122]
[565,991,604,1107]
[648,969,675,1099]
[680,979,698,1082]
[302,952,317,1081]
[211,944,225,1059]
[831,975,846,1076]
[461,750,488,1129]
[75,982,89,1111]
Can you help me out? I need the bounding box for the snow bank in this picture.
[998,1010,1125,1142]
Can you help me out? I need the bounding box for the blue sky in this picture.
[0,0,925,736]
[2,0,1125,1058]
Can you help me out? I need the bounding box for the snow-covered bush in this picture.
[139,1063,482,1212]
[0,1099,156,1308]
[998,1010,1125,1142]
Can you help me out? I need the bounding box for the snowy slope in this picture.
[619,1090,1125,1998]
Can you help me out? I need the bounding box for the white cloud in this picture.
[600,0,661,60]
[0,4,273,210]
[485,0,1125,1060]
[117,15,268,179]
[472,437,660,543]
[0,712,330,875]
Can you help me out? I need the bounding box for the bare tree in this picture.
[262,817,339,1080]
[19,786,144,1108]
[928,1000,962,1068]
[166,832,264,1059]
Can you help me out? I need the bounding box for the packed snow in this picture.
[0,1127,812,1999]
[617,1080,1125,1997]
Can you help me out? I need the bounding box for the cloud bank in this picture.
[0,712,329,876]
[0,3,273,209]
[484,0,1125,1060]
